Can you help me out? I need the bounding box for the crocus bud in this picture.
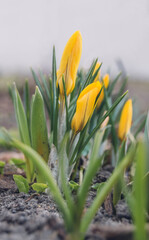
[71,81,101,133]
[93,62,101,82]
[96,73,110,108]
[118,99,133,140]
[102,74,109,88]
[57,31,82,96]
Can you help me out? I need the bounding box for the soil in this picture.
[0,153,134,240]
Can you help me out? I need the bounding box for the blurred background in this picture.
[0,0,149,128]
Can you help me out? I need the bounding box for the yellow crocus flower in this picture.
[57,31,82,96]
[93,62,101,82]
[118,99,133,140]
[71,81,101,133]
[96,73,110,108]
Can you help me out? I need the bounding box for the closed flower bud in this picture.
[71,82,101,133]
[102,74,109,88]
[93,62,101,82]
[118,99,133,140]
[57,31,82,96]
[97,74,110,108]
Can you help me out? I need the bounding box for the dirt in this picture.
[0,154,134,240]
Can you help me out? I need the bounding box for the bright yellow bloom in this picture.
[57,31,82,96]
[96,73,110,108]
[71,82,102,133]
[93,62,101,82]
[118,99,133,140]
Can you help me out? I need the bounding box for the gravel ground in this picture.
[0,165,132,240]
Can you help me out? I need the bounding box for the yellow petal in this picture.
[96,73,110,108]
[93,62,101,82]
[96,88,104,108]
[118,99,133,140]
[71,82,101,133]
[57,31,82,96]
[103,74,109,88]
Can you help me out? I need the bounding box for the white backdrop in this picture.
[0,0,149,79]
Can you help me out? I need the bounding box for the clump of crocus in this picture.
[96,73,110,108]
[56,30,82,96]
[71,81,101,133]
[118,99,133,140]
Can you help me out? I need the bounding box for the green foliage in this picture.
[0,161,5,174]
[113,140,126,205]
[11,84,33,182]
[132,141,147,240]
[10,158,26,170]
[13,174,29,193]
[31,86,49,163]
[69,181,79,192]
[31,183,48,193]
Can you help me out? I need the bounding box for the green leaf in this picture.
[13,174,29,193]
[92,182,106,193]
[81,59,98,91]
[104,86,118,154]
[89,63,102,84]
[82,140,92,156]
[77,129,105,216]
[10,158,26,170]
[62,76,69,131]
[144,111,149,172]
[11,84,33,182]
[117,76,128,97]
[69,180,79,191]
[31,86,49,162]
[0,161,5,174]
[12,84,31,146]
[133,141,147,240]
[52,46,57,131]
[108,72,121,95]
[133,114,146,137]
[39,71,51,100]
[31,69,51,115]
[58,134,75,213]
[113,140,126,205]
[31,183,48,193]
[24,80,30,130]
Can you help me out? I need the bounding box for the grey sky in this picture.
[0,0,149,79]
